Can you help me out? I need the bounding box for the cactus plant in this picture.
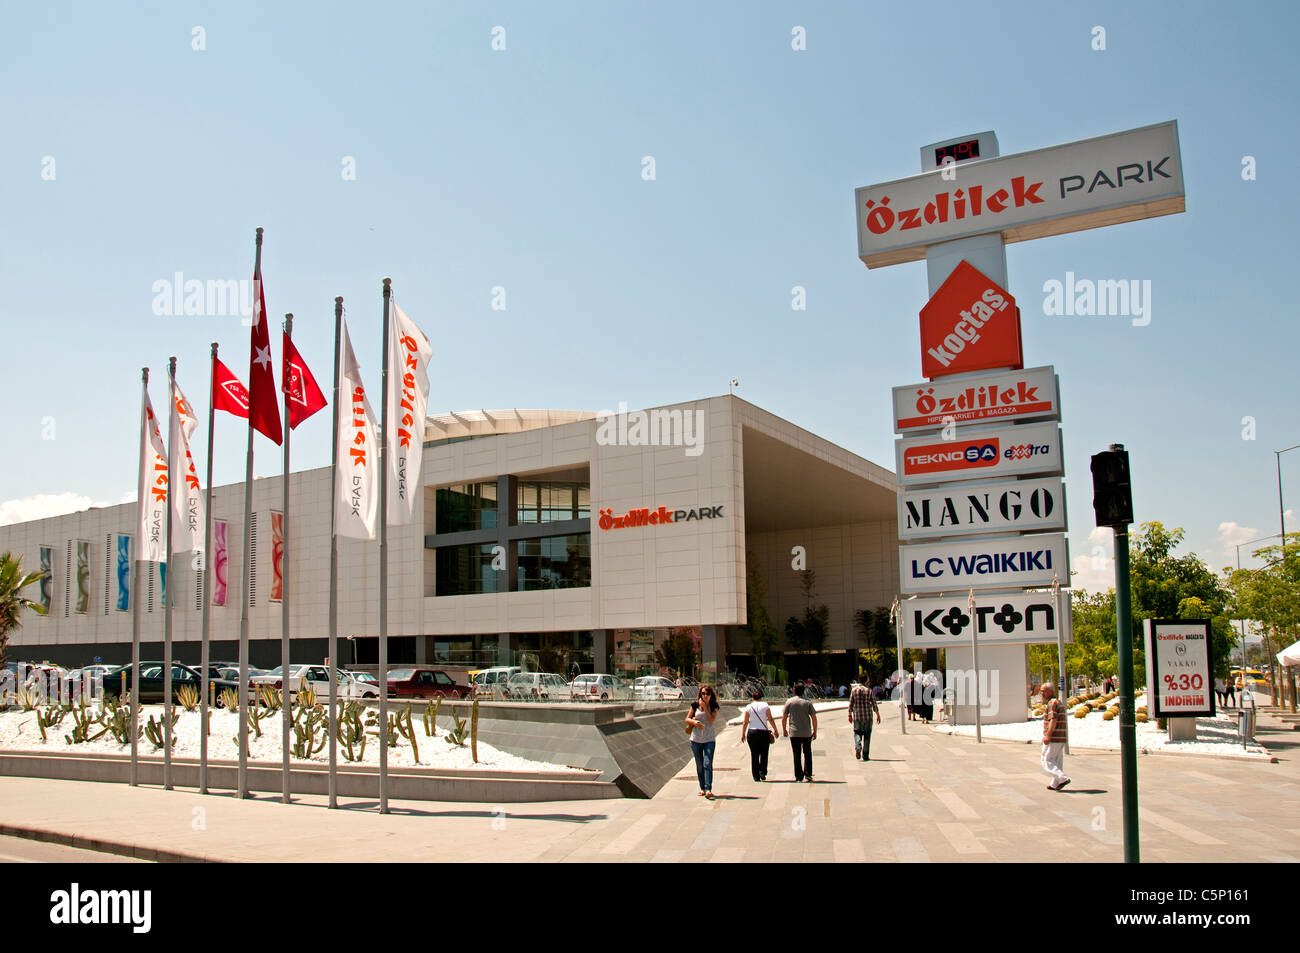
[143,711,179,751]
[422,697,442,737]
[257,683,282,712]
[296,683,317,710]
[100,704,134,744]
[390,702,419,763]
[64,701,109,744]
[246,700,267,739]
[445,709,469,747]
[291,706,328,759]
[336,701,367,762]
[471,697,480,764]
[176,684,200,712]
[36,705,66,741]
[18,688,41,712]
[220,688,239,712]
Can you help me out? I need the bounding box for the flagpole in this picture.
[281,313,293,804]
[131,367,148,786]
[201,343,217,795]
[378,277,391,815]
[164,356,177,789]
[328,297,342,809]
[238,226,263,798]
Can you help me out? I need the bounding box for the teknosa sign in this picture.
[893,365,1060,433]
[894,420,1063,486]
[919,260,1023,379]
[855,120,1185,268]
[899,533,1069,594]
[901,590,1074,648]
[897,476,1067,541]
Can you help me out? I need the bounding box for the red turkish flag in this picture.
[282,334,328,430]
[248,260,283,445]
[212,358,250,419]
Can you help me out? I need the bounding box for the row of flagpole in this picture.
[127,227,431,813]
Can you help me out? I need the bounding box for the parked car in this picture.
[469,666,522,698]
[104,662,242,706]
[386,668,472,699]
[251,664,377,700]
[569,673,631,702]
[506,672,572,700]
[633,676,684,701]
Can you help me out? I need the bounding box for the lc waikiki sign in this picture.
[855,121,1185,268]
[899,534,1069,594]
[893,365,1059,433]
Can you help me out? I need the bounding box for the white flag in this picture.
[385,301,432,525]
[169,379,206,554]
[137,386,168,563]
[335,322,379,540]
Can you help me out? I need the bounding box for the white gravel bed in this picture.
[933,694,1270,760]
[0,705,595,774]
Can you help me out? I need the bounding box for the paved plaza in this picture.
[1,700,1298,863]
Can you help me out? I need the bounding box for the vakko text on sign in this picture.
[895,420,1062,486]
[893,365,1059,433]
[902,590,1074,648]
[899,533,1069,594]
[897,477,1066,540]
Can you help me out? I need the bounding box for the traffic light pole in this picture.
[1113,524,1139,863]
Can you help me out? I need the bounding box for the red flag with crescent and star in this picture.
[282,334,328,430]
[248,259,283,445]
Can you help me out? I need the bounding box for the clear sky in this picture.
[2,1,1297,589]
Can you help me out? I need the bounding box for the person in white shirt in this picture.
[740,690,779,781]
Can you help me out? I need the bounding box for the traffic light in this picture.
[1090,444,1133,528]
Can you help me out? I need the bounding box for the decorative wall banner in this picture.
[893,365,1059,433]
[899,534,1069,594]
[902,590,1073,648]
[856,120,1185,268]
[115,534,131,611]
[895,421,1062,486]
[270,510,284,602]
[1143,618,1215,718]
[213,520,229,607]
[160,561,167,608]
[898,477,1067,540]
[74,541,89,614]
[38,546,52,612]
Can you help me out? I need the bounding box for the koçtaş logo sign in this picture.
[855,121,1184,268]
[899,534,1069,594]
[893,365,1058,432]
[902,591,1073,648]
[597,504,723,530]
[920,260,1022,378]
[894,421,1062,486]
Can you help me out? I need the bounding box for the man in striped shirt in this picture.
[848,678,881,761]
[1040,682,1071,791]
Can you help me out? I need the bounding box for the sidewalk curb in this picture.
[0,822,217,864]
[927,725,1276,764]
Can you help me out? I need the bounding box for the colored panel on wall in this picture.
[75,541,89,614]
[213,520,228,607]
[116,534,131,610]
[38,546,52,612]
[270,511,283,602]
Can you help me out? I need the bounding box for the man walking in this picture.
[782,683,818,782]
[1040,682,1071,791]
[848,678,880,760]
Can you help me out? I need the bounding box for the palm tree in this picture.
[0,551,47,668]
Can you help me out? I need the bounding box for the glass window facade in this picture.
[516,534,591,591]
[517,481,590,523]
[435,482,498,534]
[435,543,503,596]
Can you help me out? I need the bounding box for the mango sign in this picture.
[920,260,1023,378]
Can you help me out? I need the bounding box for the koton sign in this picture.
[895,420,1062,486]
[902,590,1073,649]
[899,534,1068,594]
[856,121,1184,268]
[893,365,1059,433]
[1143,619,1215,718]
[920,260,1022,378]
[898,477,1066,540]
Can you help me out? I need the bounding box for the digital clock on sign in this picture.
[934,139,980,166]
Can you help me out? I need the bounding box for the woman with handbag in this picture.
[686,685,721,799]
[740,689,778,782]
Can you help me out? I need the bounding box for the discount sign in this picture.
[1143,619,1215,718]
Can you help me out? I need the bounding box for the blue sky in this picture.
[2,1,1297,586]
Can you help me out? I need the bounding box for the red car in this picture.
[385,668,472,699]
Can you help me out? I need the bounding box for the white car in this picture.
[250,664,377,700]
[633,676,684,701]
[569,674,631,702]
[470,666,522,698]
[506,672,573,700]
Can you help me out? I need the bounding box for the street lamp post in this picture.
[1234,532,1280,709]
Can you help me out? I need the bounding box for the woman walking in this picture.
[741,689,778,781]
[687,685,721,799]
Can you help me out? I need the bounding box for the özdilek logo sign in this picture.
[597,504,723,530]
[49,883,151,933]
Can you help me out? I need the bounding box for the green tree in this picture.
[653,628,699,678]
[785,571,830,678]
[0,552,47,669]
[854,606,896,680]
[739,552,780,669]
[1226,533,1300,700]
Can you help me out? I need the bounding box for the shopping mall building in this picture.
[0,396,900,680]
